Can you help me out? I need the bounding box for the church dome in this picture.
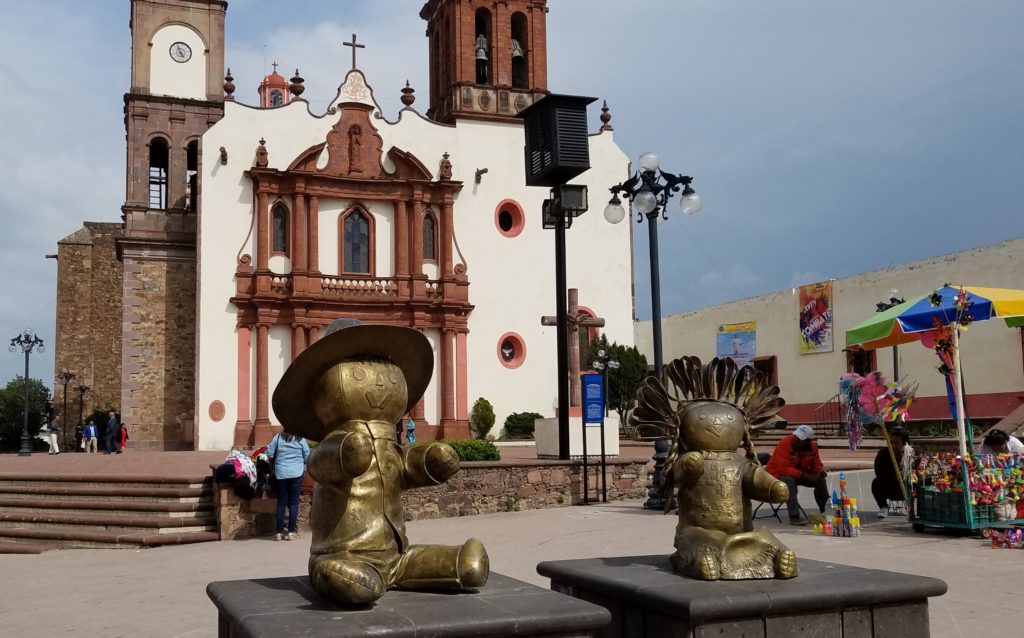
[258,65,291,108]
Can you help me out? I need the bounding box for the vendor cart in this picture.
[846,285,1024,532]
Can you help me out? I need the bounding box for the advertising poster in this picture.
[716,322,756,367]
[799,281,834,354]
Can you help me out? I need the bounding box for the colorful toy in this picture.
[982,527,1023,549]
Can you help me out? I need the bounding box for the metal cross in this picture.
[344,33,365,70]
[272,61,278,74]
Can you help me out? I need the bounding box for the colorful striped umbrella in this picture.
[846,285,1024,457]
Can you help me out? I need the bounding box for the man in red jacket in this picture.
[766,425,828,524]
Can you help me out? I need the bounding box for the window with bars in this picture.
[343,210,370,274]
[272,204,288,254]
[423,213,437,261]
[148,138,169,209]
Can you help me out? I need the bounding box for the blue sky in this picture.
[1,0,1022,389]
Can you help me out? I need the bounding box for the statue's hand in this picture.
[675,451,705,486]
[340,432,373,477]
[769,480,789,503]
[423,442,460,483]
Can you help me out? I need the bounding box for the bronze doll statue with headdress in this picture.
[272,319,489,605]
[630,356,798,580]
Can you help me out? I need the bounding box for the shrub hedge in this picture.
[438,438,500,462]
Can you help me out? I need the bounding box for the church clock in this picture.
[169,41,192,63]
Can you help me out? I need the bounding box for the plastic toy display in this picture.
[910,451,1024,530]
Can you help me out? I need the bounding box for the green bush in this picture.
[469,397,495,439]
[502,411,543,440]
[438,438,500,462]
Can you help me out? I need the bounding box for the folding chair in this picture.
[753,500,806,523]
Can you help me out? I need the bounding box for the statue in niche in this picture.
[272,318,490,605]
[439,152,453,181]
[475,33,489,84]
[629,356,798,580]
[348,125,363,173]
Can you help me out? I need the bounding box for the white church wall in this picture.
[267,325,291,426]
[422,329,441,424]
[149,25,207,100]
[268,254,290,273]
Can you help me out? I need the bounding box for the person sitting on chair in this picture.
[978,429,1024,456]
[872,428,911,518]
[766,425,828,524]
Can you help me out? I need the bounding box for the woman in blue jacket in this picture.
[267,432,311,540]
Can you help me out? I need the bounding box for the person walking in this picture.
[105,411,121,454]
[120,422,130,452]
[47,416,61,455]
[266,431,310,541]
[83,420,99,453]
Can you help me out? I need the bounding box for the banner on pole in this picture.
[799,281,834,354]
[716,322,756,367]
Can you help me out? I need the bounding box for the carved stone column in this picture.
[293,192,307,272]
[308,195,319,273]
[441,199,454,277]
[253,323,272,441]
[440,328,456,435]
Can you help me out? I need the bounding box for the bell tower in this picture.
[119,0,227,449]
[420,0,549,124]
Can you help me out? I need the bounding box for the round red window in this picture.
[494,199,525,238]
[497,332,526,369]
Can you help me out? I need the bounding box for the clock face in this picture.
[169,42,192,63]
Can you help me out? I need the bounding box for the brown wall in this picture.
[120,249,197,450]
[54,223,124,427]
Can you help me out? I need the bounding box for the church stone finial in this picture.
[599,100,613,131]
[400,81,416,107]
[224,68,235,100]
[255,138,269,168]
[289,69,305,97]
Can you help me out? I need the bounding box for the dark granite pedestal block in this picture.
[207,572,611,638]
[537,555,947,638]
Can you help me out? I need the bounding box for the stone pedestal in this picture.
[537,555,947,638]
[207,572,610,638]
[536,416,620,458]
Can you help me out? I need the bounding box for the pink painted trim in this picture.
[237,327,251,422]
[494,198,525,238]
[497,332,527,369]
[780,391,1024,424]
[456,332,468,420]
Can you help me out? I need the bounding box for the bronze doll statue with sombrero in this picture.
[272,318,489,605]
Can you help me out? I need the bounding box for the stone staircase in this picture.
[0,473,218,553]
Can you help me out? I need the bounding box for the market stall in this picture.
[845,285,1024,531]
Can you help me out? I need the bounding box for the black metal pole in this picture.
[554,207,570,461]
[892,345,899,382]
[19,350,31,457]
[582,405,589,505]
[599,407,607,503]
[647,213,663,375]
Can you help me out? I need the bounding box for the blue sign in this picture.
[582,373,604,424]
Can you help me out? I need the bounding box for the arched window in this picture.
[270,90,284,107]
[272,203,288,255]
[185,140,199,211]
[511,12,529,89]
[423,212,437,262]
[474,8,493,85]
[148,137,169,209]
[342,208,372,274]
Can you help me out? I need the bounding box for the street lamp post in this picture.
[9,329,45,457]
[604,153,701,375]
[58,369,75,452]
[605,153,700,510]
[75,384,90,451]
[591,349,619,503]
[875,289,905,381]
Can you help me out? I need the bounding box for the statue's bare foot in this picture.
[311,558,385,604]
[775,549,798,579]
[694,552,721,581]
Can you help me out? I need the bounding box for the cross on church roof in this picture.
[272,61,279,74]
[344,33,365,70]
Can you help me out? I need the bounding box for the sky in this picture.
[0,0,1022,390]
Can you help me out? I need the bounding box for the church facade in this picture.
[54,0,636,450]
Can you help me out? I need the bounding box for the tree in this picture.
[584,334,648,423]
[469,397,495,440]
[0,376,53,452]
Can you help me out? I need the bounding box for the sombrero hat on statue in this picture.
[271,318,433,442]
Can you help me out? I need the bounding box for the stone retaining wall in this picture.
[214,458,649,540]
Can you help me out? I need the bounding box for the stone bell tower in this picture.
[120,0,227,449]
[420,0,549,123]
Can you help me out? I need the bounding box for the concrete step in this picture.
[0,484,211,503]
[0,511,215,535]
[0,498,214,518]
[0,473,210,490]
[0,527,219,550]
[0,541,53,554]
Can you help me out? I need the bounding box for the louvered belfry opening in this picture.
[518,94,595,187]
